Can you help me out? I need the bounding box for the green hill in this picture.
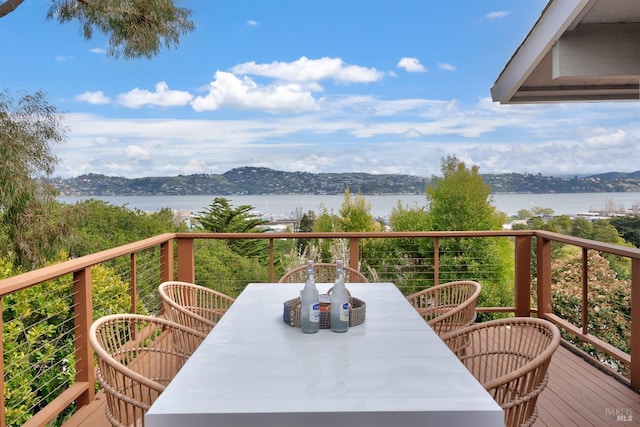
[50,167,640,196]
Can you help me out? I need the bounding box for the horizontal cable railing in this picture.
[0,230,639,426]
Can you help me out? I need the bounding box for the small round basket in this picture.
[283,293,366,329]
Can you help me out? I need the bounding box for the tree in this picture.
[517,208,533,219]
[372,202,433,293]
[0,0,195,59]
[427,156,505,231]
[61,199,185,256]
[197,197,271,264]
[0,90,67,267]
[339,189,378,232]
[531,206,555,216]
[295,211,315,257]
[197,198,268,234]
[610,215,640,248]
[551,250,630,374]
[425,156,512,315]
[1,252,135,426]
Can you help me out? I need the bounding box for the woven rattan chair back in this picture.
[441,317,561,427]
[278,262,369,283]
[158,281,235,334]
[89,314,206,427]
[406,280,482,336]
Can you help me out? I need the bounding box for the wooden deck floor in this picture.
[535,344,640,426]
[63,342,640,427]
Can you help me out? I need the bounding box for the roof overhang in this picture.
[491,0,640,104]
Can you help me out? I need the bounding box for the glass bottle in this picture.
[301,260,320,333]
[330,259,349,332]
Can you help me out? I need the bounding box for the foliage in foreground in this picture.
[1,253,134,426]
[550,250,631,374]
[0,90,67,268]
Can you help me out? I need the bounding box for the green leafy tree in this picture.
[370,203,433,292]
[308,204,342,262]
[569,217,594,239]
[546,215,573,234]
[295,211,315,256]
[426,156,513,315]
[194,240,270,298]
[531,207,555,216]
[61,199,184,256]
[517,208,533,219]
[0,0,195,60]
[427,156,505,231]
[305,191,383,265]
[1,252,134,426]
[0,90,67,268]
[339,189,379,232]
[551,250,630,374]
[610,215,640,248]
[197,197,271,264]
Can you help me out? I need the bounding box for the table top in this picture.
[145,283,503,427]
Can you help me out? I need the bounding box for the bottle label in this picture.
[340,302,349,322]
[310,303,320,323]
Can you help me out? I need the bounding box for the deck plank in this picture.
[61,391,110,427]
[534,344,640,427]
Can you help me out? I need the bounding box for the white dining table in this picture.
[145,282,504,427]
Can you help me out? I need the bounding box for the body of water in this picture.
[57,192,640,219]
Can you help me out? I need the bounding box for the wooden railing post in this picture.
[514,235,532,317]
[536,235,553,318]
[176,237,195,283]
[73,267,95,407]
[631,258,640,388]
[160,239,174,283]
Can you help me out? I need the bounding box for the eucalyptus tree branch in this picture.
[0,0,25,19]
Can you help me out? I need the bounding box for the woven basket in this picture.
[283,292,366,329]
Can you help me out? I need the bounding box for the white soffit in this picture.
[491,0,640,104]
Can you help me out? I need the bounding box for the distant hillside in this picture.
[50,167,640,196]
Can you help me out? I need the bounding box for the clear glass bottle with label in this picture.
[330,259,349,332]
[300,260,320,333]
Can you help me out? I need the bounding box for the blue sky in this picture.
[3,0,639,179]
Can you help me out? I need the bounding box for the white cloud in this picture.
[397,57,427,73]
[486,11,510,20]
[246,20,259,26]
[124,145,151,161]
[583,128,632,149]
[75,91,111,105]
[90,48,106,54]
[117,81,194,108]
[438,63,456,71]
[55,55,73,62]
[54,98,640,180]
[184,159,210,174]
[191,71,319,113]
[231,56,384,84]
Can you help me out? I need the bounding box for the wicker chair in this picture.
[89,314,206,427]
[441,317,561,427]
[158,281,235,334]
[406,280,481,336]
[278,262,369,283]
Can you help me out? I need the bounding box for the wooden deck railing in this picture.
[0,230,639,426]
